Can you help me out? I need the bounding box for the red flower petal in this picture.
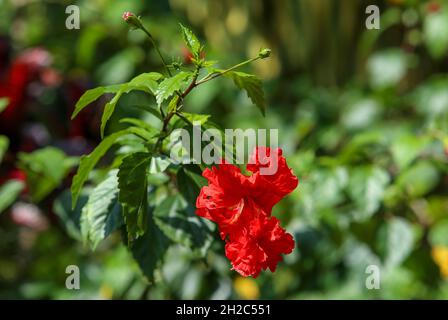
[195,146,298,277]
[247,147,299,213]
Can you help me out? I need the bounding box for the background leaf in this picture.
[0,98,9,114]
[0,135,9,164]
[0,180,24,213]
[18,147,76,203]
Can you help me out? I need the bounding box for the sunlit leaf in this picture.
[179,23,201,58]
[155,72,190,106]
[224,71,266,115]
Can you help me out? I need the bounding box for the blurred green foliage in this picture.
[0,0,447,299]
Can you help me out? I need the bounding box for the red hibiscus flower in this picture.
[226,212,295,278]
[196,146,298,277]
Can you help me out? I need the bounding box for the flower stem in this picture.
[141,26,172,77]
[195,56,260,86]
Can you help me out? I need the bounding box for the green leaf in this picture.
[126,72,162,94]
[348,166,390,221]
[177,166,207,204]
[397,160,440,198]
[71,129,138,209]
[18,147,76,203]
[74,72,162,136]
[129,207,171,282]
[179,23,201,58]
[71,85,121,119]
[391,135,429,170]
[429,219,448,247]
[100,91,123,138]
[149,156,171,174]
[131,104,163,120]
[119,118,159,136]
[0,180,25,213]
[224,71,266,115]
[367,49,408,89]
[53,190,88,241]
[424,8,448,59]
[80,170,123,249]
[0,135,9,164]
[176,112,210,125]
[385,218,415,269]
[0,98,9,114]
[155,72,190,106]
[154,194,214,257]
[118,152,151,240]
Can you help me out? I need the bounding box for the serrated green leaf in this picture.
[129,207,171,282]
[118,152,151,207]
[155,72,190,106]
[0,180,24,213]
[0,135,9,164]
[80,170,122,249]
[179,23,201,58]
[154,194,214,257]
[72,85,121,119]
[53,190,88,241]
[224,71,266,115]
[118,152,151,240]
[0,98,9,114]
[71,129,138,209]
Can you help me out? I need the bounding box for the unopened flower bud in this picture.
[122,12,144,30]
[258,48,271,59]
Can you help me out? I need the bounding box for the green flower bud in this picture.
[258,48,271,59]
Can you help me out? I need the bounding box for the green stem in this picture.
[153,67,200,152]
[153,56,261,152]
[141,27,172,77]
[195,56,260,86]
